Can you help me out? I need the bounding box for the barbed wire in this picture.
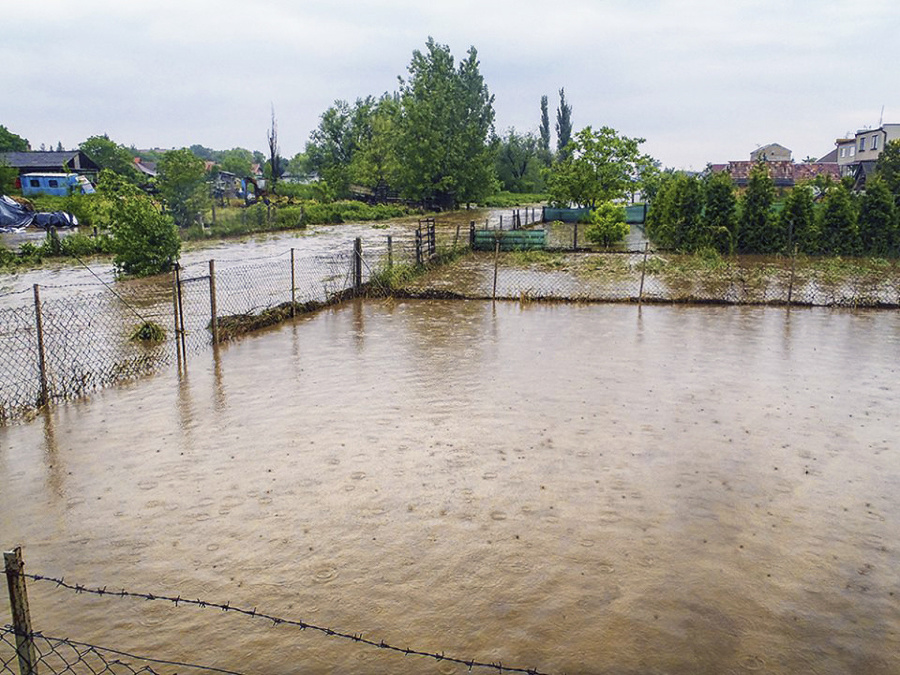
[22,573,551,675]
[1,625,246,675]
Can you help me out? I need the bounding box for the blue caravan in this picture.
[20,173,95,197]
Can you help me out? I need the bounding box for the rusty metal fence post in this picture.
[787,246,797,307]
[290,248,296,317]
[31,285,49,408]
[174,264,187,364]
[638,241,649,306]
[492,238,500,300]
[208,260,218,345]
[353,238,363,294]
[5,547,38,675]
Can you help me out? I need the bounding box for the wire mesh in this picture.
[0,628,161,675]
[0,627,242,675]
[2,230,899,424]
[0,304,40,422]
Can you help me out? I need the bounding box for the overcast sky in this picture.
[4,0,899,170]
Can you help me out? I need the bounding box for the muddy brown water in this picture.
[1,300,898,674]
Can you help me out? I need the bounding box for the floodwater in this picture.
[0,208,506,304]
[1,300,899,675]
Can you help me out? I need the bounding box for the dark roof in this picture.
[816,148,839,163]
[0,151,100,173]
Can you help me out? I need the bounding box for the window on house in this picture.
[48,179,59,187]
[872,135,879,150]
[840,147,846,158]
[859,137,866,152]
[29,179,39,187]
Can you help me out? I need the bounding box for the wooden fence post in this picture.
[573,222,578,251]
[32,285,49,408]
[415,228,423,266]
[638,241,649,306]
[5,547,38,675]
[386,236,393,270]
[469,221,476,248]
[354,238,363,294]
[208,260,218,344]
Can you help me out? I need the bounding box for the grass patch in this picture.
[130,321,166,343]
[479,192,547,208]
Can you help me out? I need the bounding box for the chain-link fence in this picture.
[396,246,900,307]
[3,222,899,423]
[1,547,550,675]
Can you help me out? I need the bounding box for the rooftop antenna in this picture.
[879,105,884,127]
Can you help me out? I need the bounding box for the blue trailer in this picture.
[20,173,95,197]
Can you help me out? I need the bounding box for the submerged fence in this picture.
[3,217,900,422]
[2,548,550,675]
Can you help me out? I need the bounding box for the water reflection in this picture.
[0,302,898,675]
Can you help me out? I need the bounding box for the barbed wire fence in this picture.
[3,216,900,423]
[2,548,551,675]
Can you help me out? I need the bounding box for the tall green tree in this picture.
[80,135,140,180]
[218,148,255,177]
[539,95,551,165]
[349,97,401,193]
[306,97,376,198]
[737,162,777,253]
[0,125,29,152]
[780,184,818,254]
[96,170,180,277]
[157,148,209,228]
[703,170,737,253]
[555,88,573,160]
[545,126,647,208]
[857,176,898,257]
[0,161,17,193]
[875,139,900,207]
[669,173,704,251]
[395,38,497,208]
[496,128,541,193]
[819,183,859,256]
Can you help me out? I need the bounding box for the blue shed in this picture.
[20,173,95,197]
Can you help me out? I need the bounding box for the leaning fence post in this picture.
[290,248,296,317]
[353,238,363,294]
[208,260,218,344]
[32,285,49,408]
[787,245,797,307]
[4,547,38,675]
[638,241,649,306]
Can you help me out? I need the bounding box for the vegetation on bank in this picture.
[646,143,900,258]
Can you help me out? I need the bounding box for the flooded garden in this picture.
[1,299,898,674]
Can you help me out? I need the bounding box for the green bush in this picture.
[584,202,629,247]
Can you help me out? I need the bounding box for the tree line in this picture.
[646,145,900,258]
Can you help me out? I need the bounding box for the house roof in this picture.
[816,148,839,163]
[712,160,840,186]
[0,150,100,172]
